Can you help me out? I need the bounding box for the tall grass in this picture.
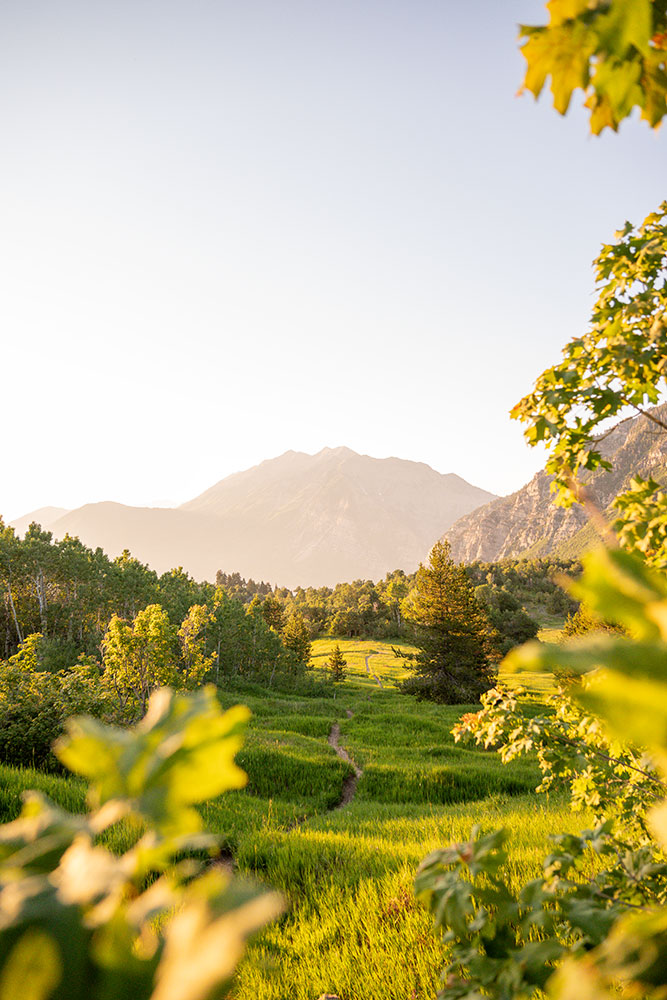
[0,637,579,998]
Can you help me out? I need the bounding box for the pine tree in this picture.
[327,643,347,683]
[400,540,497,704]
[281,612,312,668]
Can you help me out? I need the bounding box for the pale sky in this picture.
[2,0,666,521]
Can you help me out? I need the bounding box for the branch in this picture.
[619,395,667,433]
[551,732,663,787]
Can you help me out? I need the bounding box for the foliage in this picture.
[280,613,312,669]
[510,202,667,568]
[178,604,217,689]
[326,644,347,683]
[102,604,178,716]
[0,634,109,770]
[473,585,539,655]
[465,558,579,618]
[398,541,498,705]
[562,603,624,636]
[418,546,667,1000]
[519,0,667,133]
[418,35,667,984]
[0,686,282,1000]
[613,473,667,569]
[454,679,658,842]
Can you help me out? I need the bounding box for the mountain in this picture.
[9,507,70,536]
[444,405,667,563]
[10,448,495,587]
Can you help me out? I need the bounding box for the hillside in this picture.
[11,447,495,587]
[10,507,69,536]
[445,404,667,563]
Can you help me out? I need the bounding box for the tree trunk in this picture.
[7,579,23,644]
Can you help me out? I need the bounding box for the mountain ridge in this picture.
[444,404,667,563]
[9,448,496,587]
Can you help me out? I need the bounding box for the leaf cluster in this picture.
[512,202,667,505]
[519,0,667,132]
[0,686,282,1000]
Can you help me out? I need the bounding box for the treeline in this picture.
[261,558,578,651]
[1,519,578,666]
[0,521,307,673]
[0,519,314,768]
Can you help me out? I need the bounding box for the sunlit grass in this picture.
[0,638,576,998]
[310,637,414,686]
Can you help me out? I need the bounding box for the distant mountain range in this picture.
[445,404,667,563]
[10,447,495,587]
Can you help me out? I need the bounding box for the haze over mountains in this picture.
[444,404,667,563]
[10,448,495,587]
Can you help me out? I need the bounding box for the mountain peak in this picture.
[317,445,357,458]
[11,450,496,587]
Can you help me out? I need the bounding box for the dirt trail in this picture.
[328,718,362,808]
[364,653,384,688]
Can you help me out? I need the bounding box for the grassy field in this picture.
[0,637,579,1000]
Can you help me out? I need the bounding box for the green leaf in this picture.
[56,687,250,838]
[595,0,652,57]
[0,930,62,1000]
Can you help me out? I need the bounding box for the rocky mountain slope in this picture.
[445,405,667,563]
[10,448,495,587]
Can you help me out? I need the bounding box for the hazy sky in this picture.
[2,0,665,521]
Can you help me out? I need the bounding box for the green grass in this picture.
[310,637,414,686]
[0,637,583,999]
[0,763,86,822]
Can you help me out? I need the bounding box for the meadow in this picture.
[0,637,580,1000]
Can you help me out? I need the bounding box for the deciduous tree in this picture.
[102,604,177,715]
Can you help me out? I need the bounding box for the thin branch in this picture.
[619,395,667,433]
[551,732,663,787]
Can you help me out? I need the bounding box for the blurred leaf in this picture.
[0,929,61,1000]
[519,0,664,131]
[56,687,249,837]
[152,871,283,1000]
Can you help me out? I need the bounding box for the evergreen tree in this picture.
[281,612,312,668]
[327,643,347,683]
[262,594,285,632]
[400,540,497,704]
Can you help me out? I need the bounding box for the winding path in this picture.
[364,653,384,688]
[327,715,362,808]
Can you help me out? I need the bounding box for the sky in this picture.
[2,0,666,522]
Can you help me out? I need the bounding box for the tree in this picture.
[415,7,667,998]
[327,643,347,683]
[102,604,177,715]
[281,612,312,668]
[400,540,497,704]
[473,584,540,655]
[511,202,667,540]
[177,603,216,688]
[0,634,108,769]
[262,594,285,632]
